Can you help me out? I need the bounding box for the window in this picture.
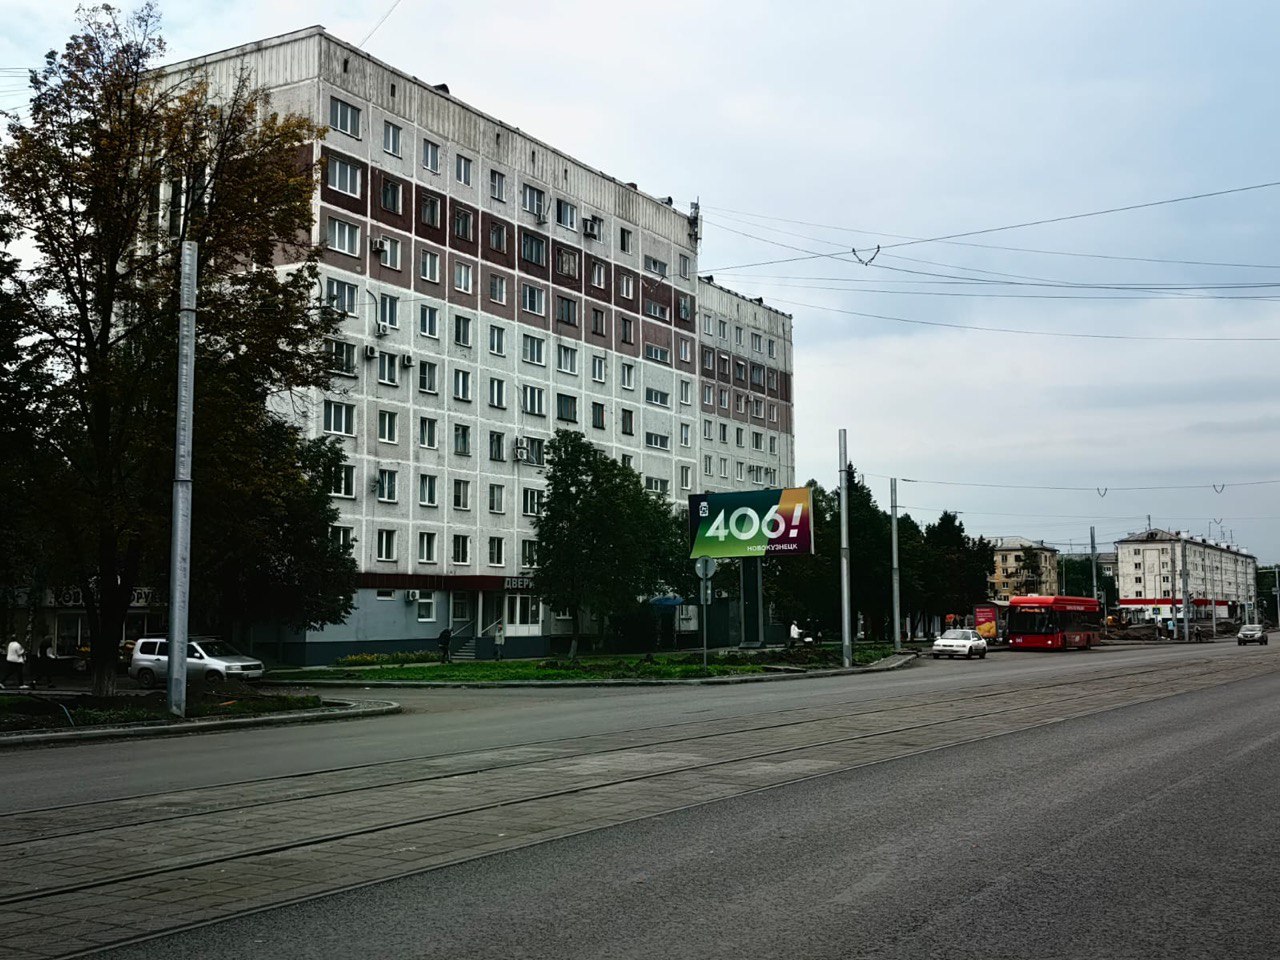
[418,360,438,394]
[486,221,506,252]
[489,325,506,356]
[678,295,691,321]
[489,377,507,409]
[323,401,355,436]
[644,255,668,277]
[521,232,547,265]
[619,275,634,299]
[644,344,671,364]
[591,355,606,383]
[452,534,471,564]
[420,249,440,283]
[621,454,633,469]
[703,454,713,476]
[379,293,399,327]
[619,227,633,252]
[454,314,472,346]
[679,254,690,279]
[752,398,764,418]
[591,309,606,336]
[735,327,744,346]
[645,387,670,408]
[377,469,398,502]
[645,476,670,495]
[644,300,669,321]
[767,370,778,391]
[383,120,401,156]
[421,195,441,228]
[417,533,437,566]
[329,97,360,137]
[703,420,713,440]
[556,296,578,326]
[719,389,729,409]
[645,432,670,451]
[556,393,577,422]
[719,423,728,443]
[751,333,763,353]
[454,423,471,455]
[522,334,545,365]
[702,385,714,406]
[419,417,437,448]
[489,430,506,461]
[620,363,635,389]
[326,339,355,375]
[736,461,745,481]
[679,339,691,363]
[735,427,744,448]
[326,278,357,314]
[752,431,763,451]
[521,283,545,315]
[526,437,545,465]
[376,529,397,562]
[620,316,634,343]
[377,351,398,386]
[522,183,545,217]
[768,403,778,422]
[555,249,579,279]
[769,436,777,455]
[455,154,472,185]
[328,157,360,196]
[330,525,353,551]
[557,345,578,374]
[419,473,438,507]
[453,208,473,243]
[767,338,776,358]
[750,365,765,387]
[453,368,472,401]
[522,488,544,516]
[718,355,730,376]
[489,169,506,201]
[327,217,359,256]
[452,594,472,620]
[453,479,471,510]
[591,402,606,429]
[556,198,577,229]
[522,385,546,416]
[419,304,439,338]
[330,463,355,498]
[488,537,505,566]
[422,138,440,172]
[378,410,398,443]
[679,380,691,405]
[521,540,538,568]
[590,262,606,288]
[680,423,691,447]
[720,457,729,478]
[489,483,505,513]
[621,409,634,435]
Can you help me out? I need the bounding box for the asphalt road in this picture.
[99,663,1280,960]
[1,641,1267,811]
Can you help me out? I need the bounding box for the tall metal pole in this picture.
[838,430,852,669]
[167,241,198,718]
[1090,526,1099,603]
[890,478,901,653]
[1180,538,1190,644]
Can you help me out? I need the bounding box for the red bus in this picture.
[1007,596,1101,651]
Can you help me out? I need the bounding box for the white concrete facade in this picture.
[1114,529,1258,621]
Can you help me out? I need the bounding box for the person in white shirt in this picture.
[789,621,802,647]
[2,638,28,689]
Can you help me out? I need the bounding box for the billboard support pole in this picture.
[890,478,901,653]
[1181,538,1191,643]
[839,430,852,669]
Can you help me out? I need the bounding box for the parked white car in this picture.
[130,637,264,688]
[932,629,988,660]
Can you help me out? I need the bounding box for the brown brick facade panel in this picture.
[518,227,550,280]
[613,265,639,311]
[448,198,480,258]
[319,148,368,217]
[319,204,367,276]
[585,304,611,348]
[369,167,412,233]
[480,265,516,321]
[481,212,516,270]
[414,185,448,246]
[584,254,612,305]
[551,241,584,294]
[614,313,641,357]
[446,252,480,310]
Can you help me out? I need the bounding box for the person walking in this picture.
[1,637,28,690]
[789,621,801,649]
[493,623,505,662]
[437,628,452,664]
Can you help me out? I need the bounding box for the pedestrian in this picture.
[493,623,505,662]
[1194,625,1203,643]
[789,621,801,648]
[1,637,28,690]
[35,638,56,688]
[438,628,452,664]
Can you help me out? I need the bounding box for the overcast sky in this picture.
[5,1,1280,564]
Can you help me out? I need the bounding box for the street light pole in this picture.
[1180,538,1191,644]
[890,478,901,653]
[167,241,198,718]
[839,430,852,669]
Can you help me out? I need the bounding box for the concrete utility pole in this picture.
[1180,538,1191,644]
[890,478,901,653]
[839,430,852,669]
[1090,526,1099,603]
[168,241,198,718]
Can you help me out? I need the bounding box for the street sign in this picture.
[695,556,717,581]
[688,488,815,559]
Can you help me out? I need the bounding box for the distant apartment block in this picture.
[1114,529,1258,621]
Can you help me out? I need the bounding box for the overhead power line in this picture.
[871,474,1280,493]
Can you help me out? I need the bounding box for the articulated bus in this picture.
[1007,595,1102,651]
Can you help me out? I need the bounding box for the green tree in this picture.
[1061,555,1117,605]
[0,5,353,692]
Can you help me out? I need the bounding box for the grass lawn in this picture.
[0,692,324,733]
[275,646,899,683]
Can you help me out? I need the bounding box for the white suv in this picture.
[130,637,265,688]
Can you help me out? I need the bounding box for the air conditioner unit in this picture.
[400,353,415,368]
[375,321,390,337]
[371,238,388,254]
[535,212,548,226]
[583,218,600,240]
[404,589,420,602]
[514,447,530,463]
[364,345,378,360]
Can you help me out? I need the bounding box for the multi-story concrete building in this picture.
[1114,529,1258,622]
[165,28,795,663]
[989,536,1060,601]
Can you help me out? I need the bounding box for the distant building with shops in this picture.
[989,537,1060,601]
[1113,529,1258,622]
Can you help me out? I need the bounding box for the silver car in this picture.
[1237,624,1269,646]
[129,637,265,688]
[931,628,988,660]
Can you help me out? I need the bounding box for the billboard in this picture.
[688,488,815,559]
[974,603,999,640]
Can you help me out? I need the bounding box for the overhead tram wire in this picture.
[862,473,1280,493]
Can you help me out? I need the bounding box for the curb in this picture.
[262,653,918,690]
[0,698,401,749]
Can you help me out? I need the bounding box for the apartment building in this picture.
[989,536,1060,601]
[1114,529,1258,622]
[164,28,795,663]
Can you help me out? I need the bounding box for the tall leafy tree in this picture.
[0,4,354,692]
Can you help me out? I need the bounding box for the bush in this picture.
[334,650,441,667]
